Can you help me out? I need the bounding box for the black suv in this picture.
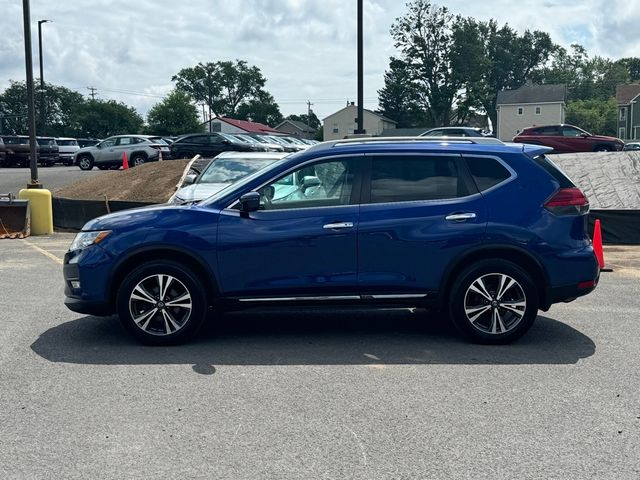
[0,137,6,167]
[36,137,60,167]
[170,133,268,159]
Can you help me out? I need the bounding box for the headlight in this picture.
[69,230,111,251]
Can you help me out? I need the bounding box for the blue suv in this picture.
[63,137,599,345]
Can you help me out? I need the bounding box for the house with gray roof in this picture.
[274,119,316,139]
[616,84,640,141]
[496,83,567,141]
[322,104,397,140]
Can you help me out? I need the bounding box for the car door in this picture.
[94,137,117,163]
[357,153,487,296]
[216,155,363,298]
[209,134,231,156]
[558,125,588,152]
[114,137,135,162]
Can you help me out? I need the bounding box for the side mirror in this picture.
[222,139,231,145]
[302,175,321,191]
[239,191,261,213]
[183,174,197,186]
[580,133,590,138]
[95,143,102,149]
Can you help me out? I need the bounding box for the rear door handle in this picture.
[323,222,354,230]
[445,212,477,222]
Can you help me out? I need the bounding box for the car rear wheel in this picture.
[116,261,207,345]
[594,145,612,152]
[78,155,93,170]
[449,259,539,344]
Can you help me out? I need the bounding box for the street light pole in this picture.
[37,19,51,136]
[355,0,365,134]
[22,0,39,186]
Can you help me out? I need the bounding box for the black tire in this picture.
[449,259,539,344]
[131,154,146,167]
[594,145,612,152]
[116,261,207,345]
[78,155,94,170]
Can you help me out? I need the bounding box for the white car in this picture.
[55,137,80,166]
[168,152,289,205]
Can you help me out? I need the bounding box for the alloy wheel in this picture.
[128,274,192,336]
[463,273,526,335]
[79,157,91,169]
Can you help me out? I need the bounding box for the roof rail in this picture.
[335,136,503,146]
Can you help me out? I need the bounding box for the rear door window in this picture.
[464,156,512,191]
[368,156,469,203]
[535,126,560,136]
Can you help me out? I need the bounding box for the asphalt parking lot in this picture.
[0,166,104,197]
[1,234,639,479]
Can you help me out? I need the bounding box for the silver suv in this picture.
[74,135,170,170]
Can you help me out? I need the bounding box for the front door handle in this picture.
[323,222,354,230]
[445,212,477,222]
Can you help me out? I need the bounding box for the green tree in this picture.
[565,98,617,136]
[0,80,86,136]
[172,60,276,118]
[314,125,324,142]
[234,91,283,126]
[377,57,429,128]
[616,57,640,82]
[146,90,203,136]
[465,20,557,129]
[286,110,321,130]
[390,0,463,126]
[74,99,144,138]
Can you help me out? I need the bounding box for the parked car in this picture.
[74,135,170,170]
[168,152,288,205]
[0,136,6,167]
[228,133,285,152]
[513,124,624,153]
[36,137,59,167]
[623,142,640,151]
[77,138,101,148]
[56,138,80,166]
[64,136,598,346]
[1,135,31,167]
[170,133,269,159]
[421,127,492,137]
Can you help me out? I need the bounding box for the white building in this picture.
[496,83,567,141]
[322,104,397,141]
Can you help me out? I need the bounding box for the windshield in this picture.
[199,157,281,184]
[234,134,259,144]
[219,133,243,144]
[37,138,55,146]
[201,154,295,206]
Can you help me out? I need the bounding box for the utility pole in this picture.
[87,86,97,100]
[355,0,365,134]
[307,100,313,137]
[37,19,51,135]
[22,0,39,186]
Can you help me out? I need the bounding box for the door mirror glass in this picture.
[183,174,197,186]
[239,191,261,212]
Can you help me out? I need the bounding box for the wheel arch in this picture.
[108,246,219,309]
[439,244,550,310]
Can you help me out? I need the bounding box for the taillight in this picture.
[544,187,589,215]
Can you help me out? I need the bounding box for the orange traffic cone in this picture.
[593,219,606,270]
[122,151,129,170]
[158,149,163,162]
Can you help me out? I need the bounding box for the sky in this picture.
[1,0,638,122]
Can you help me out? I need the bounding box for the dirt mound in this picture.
[54,160,190,203]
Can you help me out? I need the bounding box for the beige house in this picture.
[496,84,567,141]
[323,104,397,141]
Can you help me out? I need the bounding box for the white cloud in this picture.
[1,0,637,121]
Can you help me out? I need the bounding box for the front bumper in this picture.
[63,246,115,316]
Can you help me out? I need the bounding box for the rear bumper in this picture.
[546,273,599,306]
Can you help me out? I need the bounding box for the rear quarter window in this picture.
[464,157,512,191]
[533,155,575,188]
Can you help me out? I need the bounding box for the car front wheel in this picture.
[116,261,207,345]
[78,155,94,170]
[449,259,539,344]
[594,145,612,152]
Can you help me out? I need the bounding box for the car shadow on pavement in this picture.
[30,307,595,370]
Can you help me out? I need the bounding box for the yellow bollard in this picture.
[18,188,53,235]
